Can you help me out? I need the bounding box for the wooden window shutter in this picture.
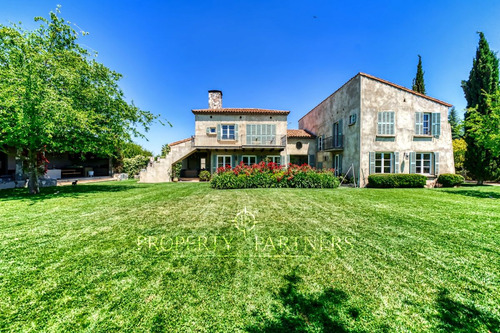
[389,112,395,135]
[432,113,441,138]
[409,152,416,174]
[369,152,375,174]
[394,151,400,173]
[211,154,217,173]
[234,124,239,141]
[217,124,221,140]
[308,154,316,167]
[415,112,423,135]
[434,152,440,175]
[377,113,383,134]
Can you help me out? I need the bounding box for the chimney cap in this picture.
[208,90,222,95]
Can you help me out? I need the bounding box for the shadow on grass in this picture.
[246,271,368,333]
[435,288,499,332]
[0,182,142,203]
[440,188,500,199]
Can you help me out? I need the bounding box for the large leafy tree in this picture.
[461,32,499,184]
[121,142,153,159]
[412,55,426,95]
[0,8,156,193]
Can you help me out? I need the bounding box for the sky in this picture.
[1,1,499,155]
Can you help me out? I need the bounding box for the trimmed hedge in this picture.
[437,173,464,187]
[210,162,340,189]
[199,170,211,181]
[368,174,427,188]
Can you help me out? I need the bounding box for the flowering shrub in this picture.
[210,161,340,189]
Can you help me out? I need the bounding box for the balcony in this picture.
[194,134,286,149]
[323,135,344,151]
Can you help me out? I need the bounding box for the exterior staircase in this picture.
[139,137,196,183]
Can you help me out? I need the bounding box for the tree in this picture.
[452,138,467,175]
[461,32,500,184]
[412,55,426,94]
[448,107,462,139]
[122,142,153,159]
[161,144,170,157]
[465,90,500,157]
[0,8,157,193]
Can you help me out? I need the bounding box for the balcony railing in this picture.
[323,135,344,150]
[194,134,286,148]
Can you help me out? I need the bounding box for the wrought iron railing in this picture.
[323,135,344,150]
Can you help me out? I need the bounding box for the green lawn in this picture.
[0,181,499,332]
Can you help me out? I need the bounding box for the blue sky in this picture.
[1,1,499,154]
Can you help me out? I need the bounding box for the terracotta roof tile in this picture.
[169,137,192,146]
[192,108,290,115]
[287,129,316,138]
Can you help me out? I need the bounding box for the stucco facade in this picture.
[140,73,454,185]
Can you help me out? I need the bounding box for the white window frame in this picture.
[242,155,257,166]
[422,113,431,135]
[317,136,323,151]
[221,124,235,140]
[415,152,433,175]
[267,155,281,165]
[375,152,393,174]
[217,155,232,168]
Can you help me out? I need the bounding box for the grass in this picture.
[0,181,499,332]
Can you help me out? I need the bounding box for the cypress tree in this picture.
[448,107,462,139]
[461,32,500,184]
[412,55,426,94]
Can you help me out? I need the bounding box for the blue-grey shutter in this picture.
[389,112,395,135]
[234,124,239,141]
[338,154,343,174]
[415,112,423,135]
[211,154,217,173]
[246,124,251,144]
[338,120,343,146]
[409,152,416,174]
[394,151,400,173]
[280,155,285,166]
[206,127,210,134]
[434,152,440,175]
[377,113,382,135]
[432,113,441,138]
[286,155,290,167]
[308,154,316,167]
[232,155,237,167]
[217,124,221,140]
[369,152,375,174]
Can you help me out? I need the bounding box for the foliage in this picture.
[210,162,340,189]
[412,55,426,94]
[199,170,211,181]
[448,107,463,139]
[452,138,467,173]
[161,144,170,157]
[121,142,153,158]
[367,174,427,188]
[0,8,157,194]
[437,174,465,187]
[461,32,500,183]
[465,90,500,157]
[122,155,149,178]
[172,163,181,179]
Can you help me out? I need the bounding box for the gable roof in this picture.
[359,72,452,107]
[287,129,316,138]
[192,108,290,115]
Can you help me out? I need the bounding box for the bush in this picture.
[437,173,465,187]
[199,170,211,181]
[210,162,340,189]
[368,174,427,188]
[122,155,150,178]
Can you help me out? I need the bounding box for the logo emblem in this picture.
[234,207,256,236]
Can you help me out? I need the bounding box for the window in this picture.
[296,141,303,149]
[334,154,342,175]
[267,155,281,165]
[422,113,431,135]
[317,136,323,151]
[416,153,432,174]
[206,127,216,135]
[333,121,343,147]
[242,155,257,165]
[377,111,395,135]
[246,124,276,145]
[349,114,357,125]
[217,155,232,168]
[415,112,441,137]
[375,153,393,174]
[221,125,235,140]
[200,158,206,169]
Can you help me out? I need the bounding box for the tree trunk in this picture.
[27,150,40,195]
[477,179,484,186]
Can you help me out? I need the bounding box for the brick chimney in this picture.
[208,90,222,109]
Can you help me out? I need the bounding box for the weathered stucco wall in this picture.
[286,138,315,156]
[358,75,455,186]
[194,114,288,147]
[298,75,361,173]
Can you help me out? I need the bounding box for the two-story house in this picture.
[140,73,454,186]
[299,73,454,187]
